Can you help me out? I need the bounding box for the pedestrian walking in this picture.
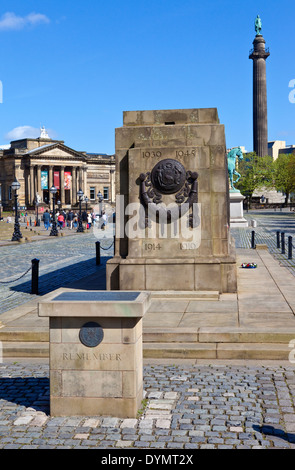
[68,210,74,229]
[87,213,92,229]
[101,211,108,230]
[82,210,88,230]
[43,210,51,231]
[57,213,64,230]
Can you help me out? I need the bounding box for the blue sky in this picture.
[0,0,294,154]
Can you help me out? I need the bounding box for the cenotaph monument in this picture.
[107,108,237,293]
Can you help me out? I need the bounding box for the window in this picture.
[103,187,109,200]
[90,187,95,200]
[8,186,12,200]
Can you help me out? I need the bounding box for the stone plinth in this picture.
[107,108,237,293]
[38,289,150,418]
[229,191,248,227]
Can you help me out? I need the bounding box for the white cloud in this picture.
[5,125,57,141]
[5,126,40,141]
[0,12,50,31]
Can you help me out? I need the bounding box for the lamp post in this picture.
[77,188,84,232]
[11,178,23,242]
[35,201,39,227]
[49,186,58,237]
[97,190,103,217]
[85,196,89,213]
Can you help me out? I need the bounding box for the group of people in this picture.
[42,209,108,231]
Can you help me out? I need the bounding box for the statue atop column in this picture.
[255,15,262,36]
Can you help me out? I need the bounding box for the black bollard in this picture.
[276,231,280,249]
[251,231,256,249]
[96,241,101,265]
[31,258,39,295]
[281,232,285,254]
[288,236,293,260]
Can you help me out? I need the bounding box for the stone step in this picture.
[1,337,292,361]
[0,328,48,342]
[150,291,220,300]
[143,342,291,360]
[143,328,295,344]
[1,326,294,345]
[1,341,49,358]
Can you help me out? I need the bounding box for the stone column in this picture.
[30,165,34,205]
[83,166,87,197]
[24,168,30,207]
[72,167,77,204]
[110,169,115,204]
[37,166,41,195]
[249,34,270,157]
[69,168,73,205]
[60,166,65,204]
[78,167,83,192]
[48,166,53,191]
[48,166,53,209]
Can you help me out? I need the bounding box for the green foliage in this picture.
[235,152,274,200]
[137,398,148,417]
[273,153,295,204]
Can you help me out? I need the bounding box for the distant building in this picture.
[0,128,115,210]
[268,141,295,160]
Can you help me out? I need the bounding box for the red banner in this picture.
[64,171,72,190]
[54,171,60,189]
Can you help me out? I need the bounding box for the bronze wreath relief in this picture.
[139,159,199,229]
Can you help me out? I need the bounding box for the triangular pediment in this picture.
[25,143,86,161]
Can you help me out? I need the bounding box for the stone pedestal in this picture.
[107,108,237,293]
[229,191,248,227]
[38,289,150,418]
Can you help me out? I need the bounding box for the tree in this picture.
[273,153,295,205]
[235,152,274,206]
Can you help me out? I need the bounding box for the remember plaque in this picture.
[79,321,104,348]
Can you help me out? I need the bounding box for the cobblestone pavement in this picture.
[1,210,294,315]
[0,361,294,449]
[231,210,295,276]
[0,228,114,315]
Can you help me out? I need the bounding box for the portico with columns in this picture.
[0,130,115,210]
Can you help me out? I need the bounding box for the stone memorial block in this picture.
[107,108,237,293]
[38,289,150,418]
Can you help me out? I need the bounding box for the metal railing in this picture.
[251,230,294,260]
[0,259,39,295]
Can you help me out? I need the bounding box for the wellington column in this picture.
[249,15,270,157]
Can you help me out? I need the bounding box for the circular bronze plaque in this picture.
[79,322,104,348]
[151,159,186,195]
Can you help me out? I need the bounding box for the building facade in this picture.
[0,130,115,210]
[268,141,295,161]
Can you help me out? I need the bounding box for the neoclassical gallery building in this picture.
[0,128,115,210]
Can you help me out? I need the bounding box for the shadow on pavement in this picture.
[253,424,295,444]
[0,377,50,415]
[9,256,111,296]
